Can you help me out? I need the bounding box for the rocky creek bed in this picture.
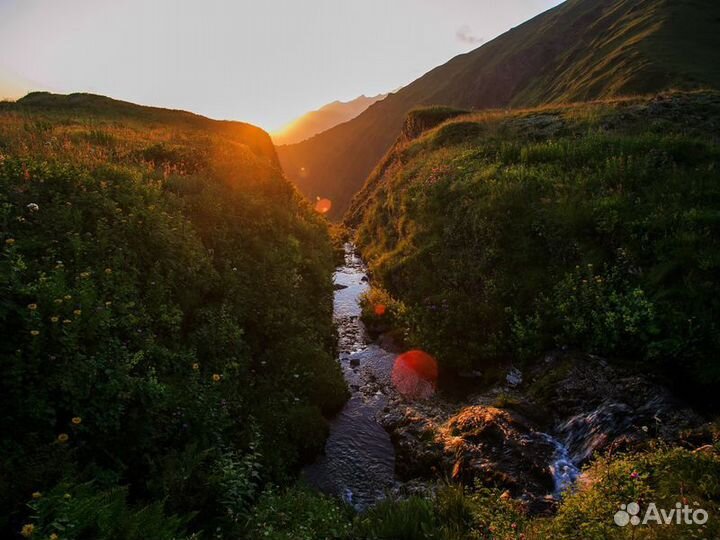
[304,244,708,513]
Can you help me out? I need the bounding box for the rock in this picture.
[440,406,556,497]
[334,283,348,290]
[529,351,704,463]
[350,357,360,367]
[506,367,523,388]
[361,275,369,282]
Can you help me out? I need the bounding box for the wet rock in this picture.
[442,406,556,497]
[506,367,523,388]
[528,351,704,463]
[382,402,557,502]
[334,283,349,290]
[350,358,360,367]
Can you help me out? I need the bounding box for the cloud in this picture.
[456,25,484,45]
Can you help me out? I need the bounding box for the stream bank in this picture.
[304,244,706,513]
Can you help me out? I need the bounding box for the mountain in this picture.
[272,93,388,145]
[348,89,720,405]
[277,0,720,219]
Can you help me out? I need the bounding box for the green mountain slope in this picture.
[0,92,346,536]
[348,90,720,405]
[277,0,720,219]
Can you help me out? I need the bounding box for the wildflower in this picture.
[212,373,221,382]
[54,299,63,304]
[31,491,42,499]
[50,534,59,540]
[63,493,71,500]
[5,238,15,246]
[104,268,112,274]
[57,433,69,444]
[105,301,112,307]
[30,330,40,336]
[73,309,82,316]
[71,416,82,425]
[51,316,59,323]
[28,303,38,310]
[192,363,199,371]
[641,425,649,432]
[20,523,34,537]
[63,295,71,301]
[80,271,90,279]
[62,319,72,324]
[630,471,639,480]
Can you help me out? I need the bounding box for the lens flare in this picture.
[314,197,332,214]
[392,350,438,399]
[374,304,387,316]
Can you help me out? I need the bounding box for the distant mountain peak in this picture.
[271,93,388,146]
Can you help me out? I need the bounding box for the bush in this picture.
[0,101,346,536]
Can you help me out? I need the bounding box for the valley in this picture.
[2,0,720,538]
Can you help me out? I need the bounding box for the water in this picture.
[303,244,398,510]
[304,243,580,508]
[540,433,582,497]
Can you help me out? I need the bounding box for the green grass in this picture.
[0,94,347,538]
[348,91,720,407]
[278,0,720,220]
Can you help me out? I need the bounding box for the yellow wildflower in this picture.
[63,295,72,301]
[28,303,38,310]
[5,238,15,246]
[51,316,59,323]
[54,299,63,304]
[63,493,71,500]
[57,433,69,444]
[104,268,112,274]
[20,523,34,537]
[73,309,82,316]
[105,301,112,307]
[212,373,221,382]
[31,491,42,499]
[80,271,90,279]
[50,534,59,540]
[71,416,82,425]
[30,330,40,336]
[62,319,72,324]
[192,363,200,371]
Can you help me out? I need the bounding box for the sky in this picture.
[0,0,563,132]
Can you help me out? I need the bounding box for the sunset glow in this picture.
[0,0,562,131]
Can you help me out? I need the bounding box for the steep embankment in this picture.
[348,91,720,406]
[278,0,720,219]
[0,92,346,537]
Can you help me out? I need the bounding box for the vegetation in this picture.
[348,91,720,406]
[208,444,720,539]
[278,0,720,219]
[0,93,347,537]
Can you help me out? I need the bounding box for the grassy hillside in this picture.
[0,93,347,537]
[278,0,720,219]
[347,90,720,405]
[271,93,387,146]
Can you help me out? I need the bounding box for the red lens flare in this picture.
[314,197,332,214]
[392,350,438,399]
[374,304,387,316]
